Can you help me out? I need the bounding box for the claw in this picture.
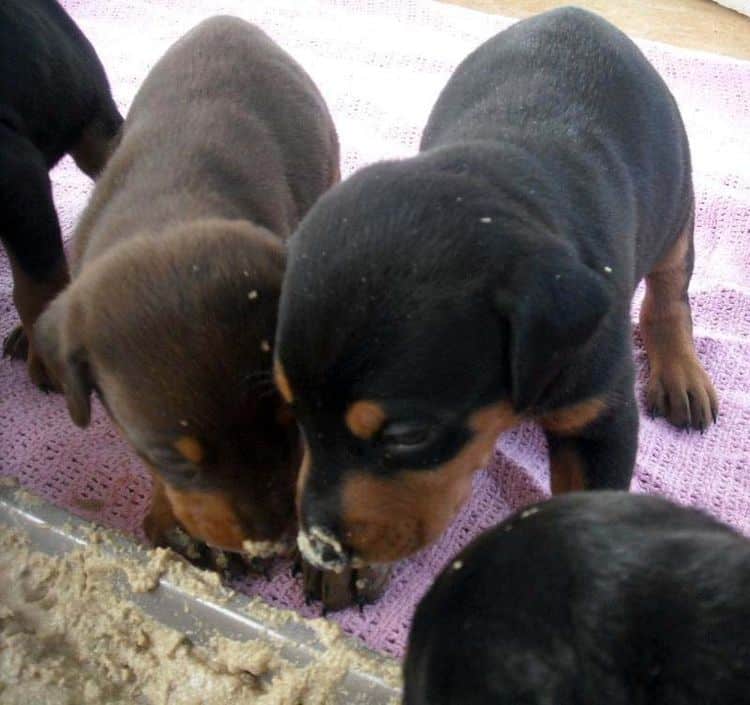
[645,355,717,432]
[2,326,28,360]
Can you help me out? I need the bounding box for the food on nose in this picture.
[297,525,350,573]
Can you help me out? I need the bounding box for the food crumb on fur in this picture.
[241,538,290,559]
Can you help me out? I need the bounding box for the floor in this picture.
[442,0,750,59]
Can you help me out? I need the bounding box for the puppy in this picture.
[34,18,339,582]
[404,492,750,705]
[276,7,718,574]
[1,0,122,387]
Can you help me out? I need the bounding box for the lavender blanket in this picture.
[1,0,748,657]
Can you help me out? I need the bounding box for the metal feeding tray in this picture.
[0,483,402,704]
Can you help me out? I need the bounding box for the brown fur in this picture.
[549,446,587,494]
[295,447,312,518]
[174,436,205,464]
[325,396,606,562]
[142,471,179,545]
[274,359,294,404]
[640,220,718,429]
[337,402,518,562]
[345,400,388,440]
[34,17,338,556]
[6,255,69,388]
[539,397,608,435]
[69,115,123,179]
[163,485,249,551]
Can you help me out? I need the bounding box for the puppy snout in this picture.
[297,483,352,569]
[297,525,351,572]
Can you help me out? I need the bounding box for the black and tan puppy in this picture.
[1,0,123,387]
[404,492,750,705]
[276,8,718,573]
[34,18,340,578]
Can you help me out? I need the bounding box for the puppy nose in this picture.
[297,524,350,572]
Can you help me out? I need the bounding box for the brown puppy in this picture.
[34,18,339,576]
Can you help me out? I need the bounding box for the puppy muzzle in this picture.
[297,525,353,572]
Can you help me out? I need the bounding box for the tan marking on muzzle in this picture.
[162,485,247,551]
[338,401,519,563]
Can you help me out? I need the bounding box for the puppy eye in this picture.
[381,422,433,450]
[146,449,199,477]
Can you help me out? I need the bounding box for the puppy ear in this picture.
[495,255,612,412]
[34,290,93,428]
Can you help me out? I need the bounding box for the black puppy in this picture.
[276,8,718,572]
[1,0,122,387]
[404,492,750,705]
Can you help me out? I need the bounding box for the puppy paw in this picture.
[145,520,273,581]
[3,325,28,360]
[647,357,718,431]
[27,352,60,392]
[301,560,390,613]
[3,325,60,391]
[148,522,210,562]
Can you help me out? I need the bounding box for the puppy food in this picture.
[0,518,400,704]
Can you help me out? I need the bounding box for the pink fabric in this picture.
[1,0,749,658]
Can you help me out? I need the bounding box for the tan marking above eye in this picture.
[274,358,294,404]
[174,435,204,464]
[539,397,607,435]
[345,400,388,440]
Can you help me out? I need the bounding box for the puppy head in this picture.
[276,157,612,569]
[35,220,300,553]
[403,498,582,705]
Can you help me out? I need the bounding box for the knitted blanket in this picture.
[1,0,748,657]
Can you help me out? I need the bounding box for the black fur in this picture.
[404,492,750,705]
[1,0,121,325]
[278,8,694,553]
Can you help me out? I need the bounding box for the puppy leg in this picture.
[69,106,123,178]
[1,126,69,388]
[302,561,390,613]
[544,380,638,492]
[640,209,718,429]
